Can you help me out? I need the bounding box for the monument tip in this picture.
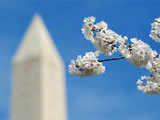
[13,14,63,65]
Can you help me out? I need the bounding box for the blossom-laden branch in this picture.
[69,16,160,94]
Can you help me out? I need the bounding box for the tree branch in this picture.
[98,56,125,62]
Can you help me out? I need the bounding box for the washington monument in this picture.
[10,15,67,120]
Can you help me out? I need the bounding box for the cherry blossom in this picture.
[69,16,160,94]
[150,17,160,42]
[69,52,105,77]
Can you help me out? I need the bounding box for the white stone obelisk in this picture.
[10,15,67,120]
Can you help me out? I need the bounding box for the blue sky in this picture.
[0,0,160,120]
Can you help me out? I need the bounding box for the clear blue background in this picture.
[0,0,160,120]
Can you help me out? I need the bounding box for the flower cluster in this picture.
[150,17,160,42]
[69,16,160,94]
[69,52,105,77]
[137,75,160,94]
[120,38,153,67]
[82,17,125,56]
[146,51,160,73]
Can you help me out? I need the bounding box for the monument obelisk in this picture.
[10,15,67,120]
